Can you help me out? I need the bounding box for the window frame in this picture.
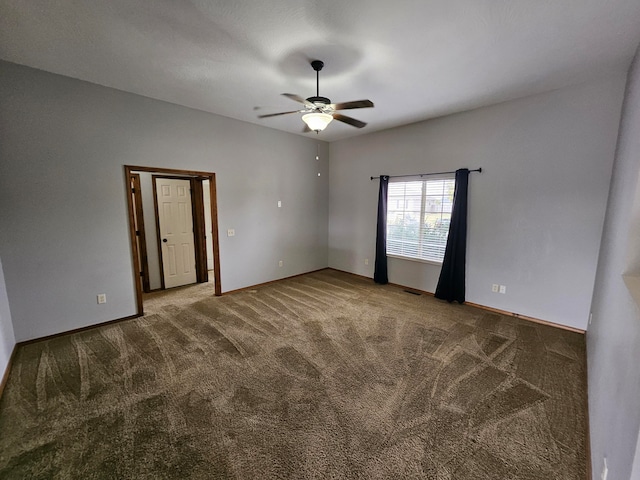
[385,174,455,265]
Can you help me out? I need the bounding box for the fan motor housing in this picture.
[306,96,331,106]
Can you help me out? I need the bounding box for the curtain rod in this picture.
[370,168,482,181]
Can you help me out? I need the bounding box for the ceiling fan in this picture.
[258,60,374,133]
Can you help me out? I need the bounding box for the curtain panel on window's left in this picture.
[374,175,389,284]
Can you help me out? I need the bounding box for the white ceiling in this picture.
[1,0,640,142]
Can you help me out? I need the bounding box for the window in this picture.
[386,176,455,263]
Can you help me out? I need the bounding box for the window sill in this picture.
[387,254,443,267]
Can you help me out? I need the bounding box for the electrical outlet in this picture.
[601,457,608,480]
[365,259,369,265]
[227,228,235,237]
[491,284,499,293]
[277,200,282,208]
[589,312,593,325]
[499,285,507,294]
[278,260,283,267]
[97,294,107,304]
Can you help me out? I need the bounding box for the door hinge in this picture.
[139,271,144,277]
[131,187,136,193]
[135,230,141,236]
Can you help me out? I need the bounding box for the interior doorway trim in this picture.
[124,165,222,316]
[129,173,151,293]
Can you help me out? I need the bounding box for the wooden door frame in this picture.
[191,178,209,284]
[129,173,151,293]
[124,165,222,316]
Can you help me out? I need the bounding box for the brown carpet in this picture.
[0,269,587,479]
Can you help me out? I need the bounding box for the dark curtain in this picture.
[374,175,389,284]
[435,168,469,303]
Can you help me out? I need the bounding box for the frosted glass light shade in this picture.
[302,112,333,132]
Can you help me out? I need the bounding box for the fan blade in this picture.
[257,110,300,119]
[282,93,314,107]
[333,113,367,128]
[331,99,374,110]
[254,105,284,111]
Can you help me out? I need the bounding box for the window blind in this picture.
[386,177,455,263]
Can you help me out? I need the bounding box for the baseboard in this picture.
[325,268,371,282]
[584,334,592,480]
[0,343,17,401]
[19,314,142,347]
[11,267,584,352]
[222,268,329,295]
[13,270,328,345]
[463,301,585,334]
[327,268,585,334]
[12,270,327,346]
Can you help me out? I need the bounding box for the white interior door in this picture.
[156,177,197,289]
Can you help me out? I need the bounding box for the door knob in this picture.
[163,239,168,243]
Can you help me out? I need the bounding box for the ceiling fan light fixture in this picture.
[302,112,333,132]
[258,60,373,132]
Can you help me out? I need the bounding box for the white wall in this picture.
[632,436,640,480]
[0,256,16,382]
[329,76,626,330]
[0,61,329,342]
[587,45,640,480]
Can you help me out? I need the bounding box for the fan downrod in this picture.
[308,60,328,104]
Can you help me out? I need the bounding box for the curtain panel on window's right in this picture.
[435,168,469,303]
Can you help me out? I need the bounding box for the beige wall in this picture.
[588,45,640,480]
[0,61,329,341]
[0,257,15,382]
[329,76,626,330]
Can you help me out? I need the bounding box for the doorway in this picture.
[125,165,221,316]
